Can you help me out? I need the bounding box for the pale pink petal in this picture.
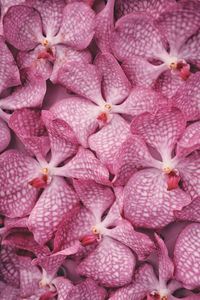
[95,0,115,53]
[0,119,10,153]
[179,30,200,65]
[28,176,79,245]
[124,169,191,228]
[77,237,136,287]
[95,53,131,104]
[112,13,167,61]
[51,96,98,148]
[131,108,186,157]
[56,2,95,50]
[88,115,129,173]
[57,62,104,105]
[174,223,200,289]
[175,197,200,222]
[3,4,43,50]
[69,279,107,300]
[0,150,39,217]
[52,277,73,300]
[0,246,20,287]
[0,36,20,93]
[73,179,114,220]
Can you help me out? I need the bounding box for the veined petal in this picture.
[0,284,20,300]
[56,2,95,50]
[3,5,43,51]
[179,30,200,64]
[0,246,20,287]
[174,223,200,289]
[0,37,20,94]
[68,279,106,300]
[124,169,191,228]
[28,176,79,245]
[77,237,136,287]
[52,277,73,300]
[0,119,10,153]
[175,197,200,222]
[88,115,130,173]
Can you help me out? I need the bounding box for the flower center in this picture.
[41,38,49,47]
[28,167,51,189]
[97,103,112,123]
[149,291,168,300]
[169,59,191,80]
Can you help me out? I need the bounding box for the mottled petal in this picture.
[77,237,135,287]
[179,30,200,65]
[28,176,79,245]
[52,277,73,300]
[69,279,106,300]
[0,119,10,153]
[0,246,20,287]
[0,284,20,300]
[174,223,200,289]
[175,197,200,222]
[3,5,43,50]
[124,169,191,228]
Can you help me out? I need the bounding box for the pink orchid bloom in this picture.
[113,108,200,228]
[3,1,95,82]
[110,234,199,300]
[112,0,200,98]
[54,181,155,287]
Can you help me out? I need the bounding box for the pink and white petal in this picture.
[88,115,130,173]
[57,63,104,105]
[172,73,200,121]
[176,121,200,158]
[0,150,40,217]
[131,108,186,158]
[0,71,47,110]
[0,285,20,300]
[112,134,161,186]
[95,0,115,53]
[106,220,155,260]
[174,223,200,289]
[0,246,20,287]
[50,45,92,83]
[154,234,174,283]
[95,53,131,104]
[112,13,167,61]
[51,97,99,147]
[124,169,191,229]
[156,1,200,54]
[177,153,200,199]
[73,179,114,220]
[0,37,20,93]
[56,3,95,50]
[0,119,10,153]
[28,176,79,245]
[179,30,200,65]
[3,5,43,50]
[77,236,136,287]
[52,277,73,300]
[174,197,200,222]
[110,264,158,300]
[122,56,167,87]
[26,0,65,37]
[55,147,110,185]
[115,0,176,19]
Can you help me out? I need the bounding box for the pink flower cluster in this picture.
[0,0,199,299]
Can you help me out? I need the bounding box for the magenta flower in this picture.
[112,0,200,98]
[113,108,200,228]
[3,1,95,82]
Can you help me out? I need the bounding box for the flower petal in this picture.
[179,30,200,65]
[3,4,43,50]
[28,176,79,245]
[124,169,191,228]
[175,197,200,222]
[77,237,136,287]
[174,223,200,289]
[0,284,20,300]
[0,119,10,153]
[57,2,95,50]
[52,277,73,300]
[69,279,107,300]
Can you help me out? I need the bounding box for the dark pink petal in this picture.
[73,179,114,219]
[0,216,28,238]
[131,108,186,157]
[95,53,131,104]
[172,73,200,121]
[3,5,43,50]
[55,147,110,185]
[112,13,167,61]
[0,246,20,287]
[176,121,200,158]
[77,237,135,287]
[51,96,98,147]
[57,3,95,50]
[0,71,47,110]
[174,223,200,289]
[175,197,200,222]
[69,279,107,300]
[88,115,129,173]
[0,150,39,217]
[110,264,158,300]
[0,37,20,93]
[28,176,79,245]
[95,0,115,53]
[124,169,191,228]
[52,277,73,299]
[57,62,104,105]
[0,119,10,153]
